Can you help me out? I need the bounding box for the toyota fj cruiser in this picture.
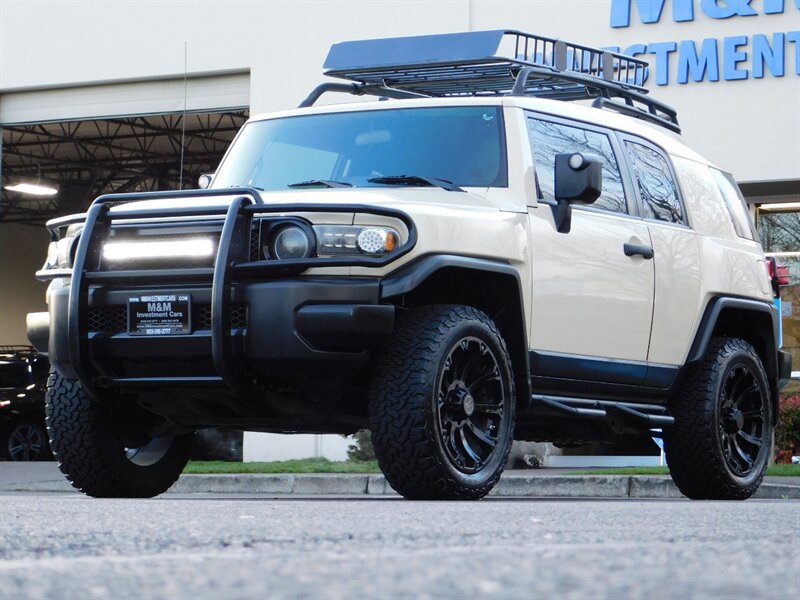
[28,30,791,500]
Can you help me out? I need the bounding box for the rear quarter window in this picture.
[672,157,736,239]
[710,169,757,241]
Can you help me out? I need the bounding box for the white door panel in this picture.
[530,206,654,362]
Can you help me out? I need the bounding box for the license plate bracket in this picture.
[128,294,191,336]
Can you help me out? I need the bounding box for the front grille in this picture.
[88,304,247,333]
[249,221,261,261]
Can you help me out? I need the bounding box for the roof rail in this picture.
[0,345,37,356]
[300,30,680,134]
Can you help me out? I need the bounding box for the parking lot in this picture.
[1,489,798,600]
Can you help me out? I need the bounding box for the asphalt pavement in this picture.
[1,491,798,600]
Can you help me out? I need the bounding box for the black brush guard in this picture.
[54,187,417,401]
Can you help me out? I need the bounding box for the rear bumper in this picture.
[778,349,793,390]
[32,277,394,386]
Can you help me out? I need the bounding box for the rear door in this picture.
[527,115,655,385]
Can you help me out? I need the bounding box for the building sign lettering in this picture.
[606,0,800,85]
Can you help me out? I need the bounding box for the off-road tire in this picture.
[369,305,515,500]
[46,371,192,498]
[665,337,772,500]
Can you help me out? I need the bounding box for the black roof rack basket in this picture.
[301,30,679,134]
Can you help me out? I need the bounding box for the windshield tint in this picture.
[212,106,507,190]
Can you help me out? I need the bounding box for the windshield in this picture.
[212,106,507,190]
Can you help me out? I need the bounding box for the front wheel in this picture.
[46,371,192,498]
[369,305,515,500]
[665,337,773,500]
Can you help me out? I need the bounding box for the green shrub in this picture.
[775,395,800,464]
[347,429,376,462]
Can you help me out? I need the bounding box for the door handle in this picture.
[623,243,654,259]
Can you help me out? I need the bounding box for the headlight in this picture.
[44,224,82,269]
[314,225,398,256]
[265,225,315,260]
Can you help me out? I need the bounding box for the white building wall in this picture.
[1,1,798,182]
[243,433,351,462]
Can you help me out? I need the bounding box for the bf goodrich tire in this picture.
[665,337,773,500]
[369,305,515,500]
[46,371,192,498]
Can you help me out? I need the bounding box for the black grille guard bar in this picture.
[55,187,418,400]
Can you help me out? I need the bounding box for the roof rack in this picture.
[0,345,37,357]
[300,30,680,134]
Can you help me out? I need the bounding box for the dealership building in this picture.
[1,1,798,462]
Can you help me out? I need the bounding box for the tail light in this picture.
[767,257,790,296]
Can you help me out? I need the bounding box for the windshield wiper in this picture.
[367,175,464,192]
[287,179,352,189]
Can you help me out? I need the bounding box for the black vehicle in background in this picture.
[0,346,52,461]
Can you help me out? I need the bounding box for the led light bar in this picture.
[103,238,215,261]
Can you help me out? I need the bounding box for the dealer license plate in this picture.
[128,294,191,336]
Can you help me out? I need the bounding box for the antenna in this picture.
[179,41,188,190]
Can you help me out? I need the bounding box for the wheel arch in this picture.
[686,296,780,423]
[381,255,531,412]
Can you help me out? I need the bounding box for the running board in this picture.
[530,394,675,427]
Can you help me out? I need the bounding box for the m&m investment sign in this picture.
[607,0,799,85]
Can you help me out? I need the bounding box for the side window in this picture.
[625,141,685,224]
[527,118,627,214]
[710,169,757,240]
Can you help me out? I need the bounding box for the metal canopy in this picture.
[1,110,248,224]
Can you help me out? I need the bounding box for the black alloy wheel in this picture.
[718,363,767,478]
[437,336,505,474]
[370,304,515,500]
[665,337,773,500]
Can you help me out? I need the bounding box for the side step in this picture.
[530,394,675,427]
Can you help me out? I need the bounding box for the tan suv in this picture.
[28,30,791,500]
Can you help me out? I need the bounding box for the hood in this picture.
[107,187,524,217]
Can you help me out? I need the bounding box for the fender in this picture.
[686,295,783,424]
[686,296,777,364]
[380,254,531,411]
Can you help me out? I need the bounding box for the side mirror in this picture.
[551,153,603,233]
[198,173,215,189]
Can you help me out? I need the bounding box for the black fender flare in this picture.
[686,295,780,422]
[380,254,531,411]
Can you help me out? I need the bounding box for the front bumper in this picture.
[32,277,395,387]
[29,188,416,401]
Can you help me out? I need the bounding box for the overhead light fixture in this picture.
[4,164,58,197]
[758,202,800,212]
[4,182,58,196]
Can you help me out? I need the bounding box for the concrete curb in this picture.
[3,473,799,499]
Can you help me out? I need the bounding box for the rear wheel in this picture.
[665,337,772,500]
[369,305,515,500]
[46,371,192,498]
